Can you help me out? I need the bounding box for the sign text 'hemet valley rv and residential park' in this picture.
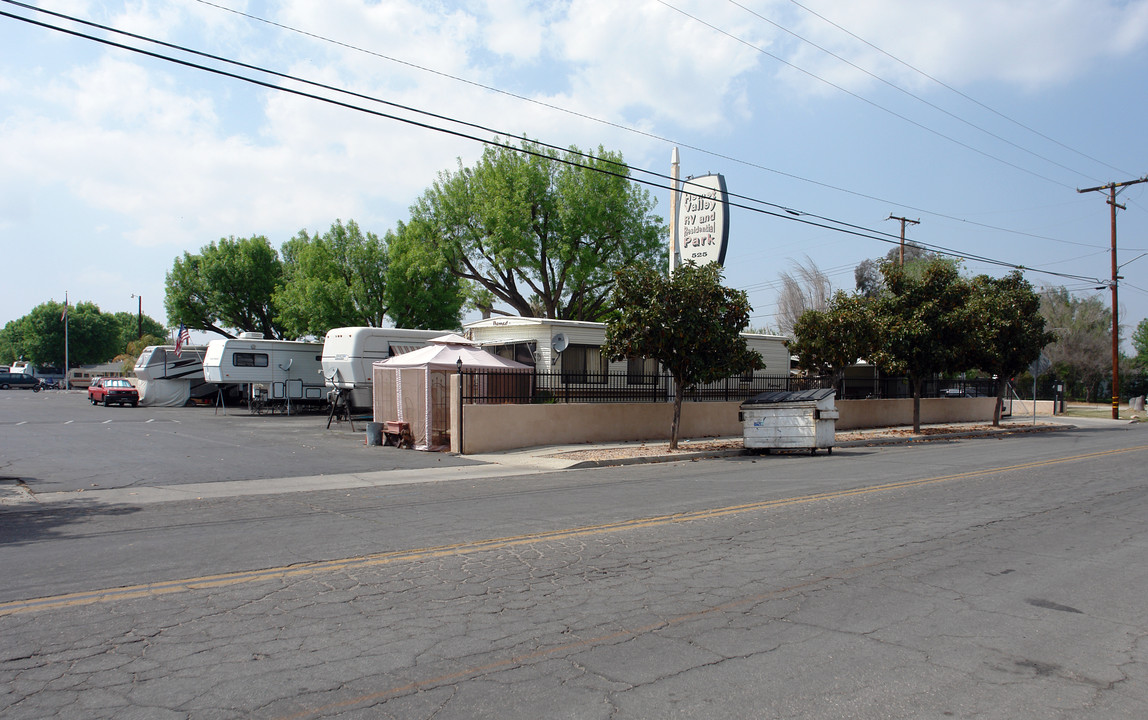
[676,173,730,268]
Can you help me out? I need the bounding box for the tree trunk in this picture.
[993,387,1004,426]
[670,389,683,450]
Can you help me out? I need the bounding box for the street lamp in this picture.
[130,294,142,339]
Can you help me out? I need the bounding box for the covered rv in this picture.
[321,327,448,411]
[203,334,325,411]
[133,345,224,406]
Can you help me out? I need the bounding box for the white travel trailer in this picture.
[203,333,326,412]
[133,345,224,406]
[321,327,448,411]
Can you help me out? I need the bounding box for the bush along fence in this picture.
[458,370,1001,404]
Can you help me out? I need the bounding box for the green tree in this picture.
[165,235,284,339]
[1131,318,1148,371]
[110,311,167,352]
[1039,287,1111,401]
[967,272,1057,425]
[871,259,973,432]
[603,262,762,449]
[384,219,465,330]
[854,242,940,298]
[5,301,121,369]
[788,291,877,386]
[411,138,665,321]
[274,220,389,338]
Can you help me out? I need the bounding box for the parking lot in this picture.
[0,390,480,494]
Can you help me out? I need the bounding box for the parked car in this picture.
[0,372,43,391]
[88,377,139,407]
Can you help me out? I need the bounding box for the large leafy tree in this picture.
[411,138,665,321]
[603,262,762,449]
[854,242,940,298]
[110,311,167,351]
[274,219,389,338]
[967,272,1057,424]
[788,291,877,385]
[165,235,284,339]
[383,219,466,330]
[871,259,973,432]
[1039,287,1111,402]
[1,301,121,368]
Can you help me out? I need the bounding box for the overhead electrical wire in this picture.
[721,0,1105,185]
[783,0,1134,180]
[183,0,1105,252]
[653,0,1075,190]
[0,1,1107,288]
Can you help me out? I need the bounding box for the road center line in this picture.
[3,444,1145,617]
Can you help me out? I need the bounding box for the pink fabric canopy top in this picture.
[373,341,532,372]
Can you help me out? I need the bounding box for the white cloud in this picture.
[550,0,765,128]
[782,0,1148,92]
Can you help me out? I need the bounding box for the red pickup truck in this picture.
[88,377,139,407]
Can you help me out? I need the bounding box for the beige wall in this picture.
[452,394,1005,454]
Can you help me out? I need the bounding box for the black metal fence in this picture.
[459,369,1002,405]
[460,370,834,404]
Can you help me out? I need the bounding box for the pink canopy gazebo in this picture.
[372,335,532,450]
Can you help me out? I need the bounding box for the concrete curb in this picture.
[561,423,1073,469]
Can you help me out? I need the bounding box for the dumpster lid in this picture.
[741,388,835,406]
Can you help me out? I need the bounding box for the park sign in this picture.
[676,173,729,268]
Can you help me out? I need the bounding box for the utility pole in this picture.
[887,215,920,265]
[1077,175,1148,420]
[669,147,680,276]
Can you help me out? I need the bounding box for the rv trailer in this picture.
[203,334,326,413]
[133,345,227,406]
[321,327,448,412]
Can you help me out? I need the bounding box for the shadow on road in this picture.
[0,501,141,546]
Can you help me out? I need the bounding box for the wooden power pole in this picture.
[1077,175,1148,419]
[887,215,920,265]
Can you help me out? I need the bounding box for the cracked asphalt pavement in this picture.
[2,392,1147,718]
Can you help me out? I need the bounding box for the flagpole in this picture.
[63,291,69,390]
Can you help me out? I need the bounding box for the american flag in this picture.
[175,324,191,357]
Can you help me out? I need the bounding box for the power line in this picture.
[0,3,1107,288]
[783,0,1133,179]
[653,0,1074,190]
[182,0,1106,252]
[723,0,1106,184]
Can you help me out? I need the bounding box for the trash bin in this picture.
[365,422,383,446]
[739,389,838,454]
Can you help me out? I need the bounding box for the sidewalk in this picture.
[466,415,1110,470]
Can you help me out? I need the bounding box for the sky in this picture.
[3,0,1148,353]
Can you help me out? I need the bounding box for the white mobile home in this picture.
[321,327,448,411]
[203,334,325,408]
[463,316,790,386]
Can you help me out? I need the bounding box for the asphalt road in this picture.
[1,394,1146,719]
[0,390,480,493]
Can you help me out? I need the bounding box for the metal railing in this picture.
[460,370,836,404]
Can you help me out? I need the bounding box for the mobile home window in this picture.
[627,356,658,385]
[232,352,269,368]
[562,344,607,384]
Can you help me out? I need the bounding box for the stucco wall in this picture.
[452,395,1002,454]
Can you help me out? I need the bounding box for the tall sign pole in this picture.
[1077,175,1148,419]
[669,147,680,276]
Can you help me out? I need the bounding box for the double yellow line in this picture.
[3,444,1144,617]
